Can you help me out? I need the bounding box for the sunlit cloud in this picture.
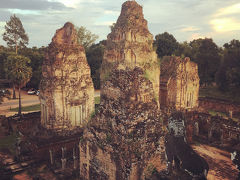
[52,0,80,8]
[189,33,206,41]
[210,2,240,33]
[210,18,240,32]
[214,3,240,17]
[180,26,200,32]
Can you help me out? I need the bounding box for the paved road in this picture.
[0,98,40,108]
[0,89,100,116]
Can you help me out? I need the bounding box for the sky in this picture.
[0,0,240,47]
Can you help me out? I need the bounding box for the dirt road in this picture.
[192,144,238,180]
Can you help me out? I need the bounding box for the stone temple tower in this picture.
[39,22,94,133]
[101,0,160,107]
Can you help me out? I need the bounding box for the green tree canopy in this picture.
[190,38,221,86]
[76,26,99,50]
[216,39,240,90]
[174,41,193,59]
[154,32,179,58]
[2,14,29,54]
[86,41,105,89]
[4,54,32,115]
[20,46,45,89]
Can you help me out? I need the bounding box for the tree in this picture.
[2,14,29,54]
[154,32,179,58]
[0,46,8,79]
[86,41,105,89]
[20,46,45,89]
[2,14,29,99]
[4,54,32,115]
[216,39,240,90]
[174,41,193,59]
[190,38,221,86]
[76,26,99,50]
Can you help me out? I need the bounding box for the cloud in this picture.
[54,0,81,8]
[1,0,240,47]
[0,0,68,10]
[189,33,207,41]
[104,10,119,15]
[0,22,5,35]
[8,9,41,15]
[214,3,240,17]
[180,26,200,32]
[210,3,240,33]
[94,21,115,26]
[210,18,240,32]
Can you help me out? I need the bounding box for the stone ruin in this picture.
[80,67,166,179]
[231,151,240,179]
[160,56,199,111]
[39,22,95,133]
[184,111,240,144]
[12,1,209,179]
[101,0,160,108]
[78,1,206,180]
[165,112,209,179]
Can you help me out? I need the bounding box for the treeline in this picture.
[154,32,240,91]
[0,42,104,89]
[0,46,45,89]
[1,33,240,93]
[1,15,239,98]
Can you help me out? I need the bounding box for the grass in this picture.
[208,109,239,122]
[208,110,228,117]
[10,104,40,112]
[199,86,240,103]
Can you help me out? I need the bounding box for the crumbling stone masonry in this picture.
[100,0,160,108]
[39,22,94,133]
[79,67,166,180]
[184,111,240,143]
[160,56,199,110]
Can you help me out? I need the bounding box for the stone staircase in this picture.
[1,156,36,176]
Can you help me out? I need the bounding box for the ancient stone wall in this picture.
[199,97,240,117]
[160,56,199,110]
[184,111,240,143]
[101,0,160,108]
[39,22,94,133]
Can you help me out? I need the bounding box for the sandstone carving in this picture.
[160,56,200,110]
[39,22,94,133]
[101,0,160,108]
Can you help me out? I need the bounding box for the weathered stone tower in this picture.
[160,56,200,110]
[101,0,160,107]
[79,2,166,179]
[39,22,94,132]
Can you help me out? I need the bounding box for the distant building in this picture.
[160,56,199,110]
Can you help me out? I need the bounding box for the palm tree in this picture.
[4,54,32,115]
